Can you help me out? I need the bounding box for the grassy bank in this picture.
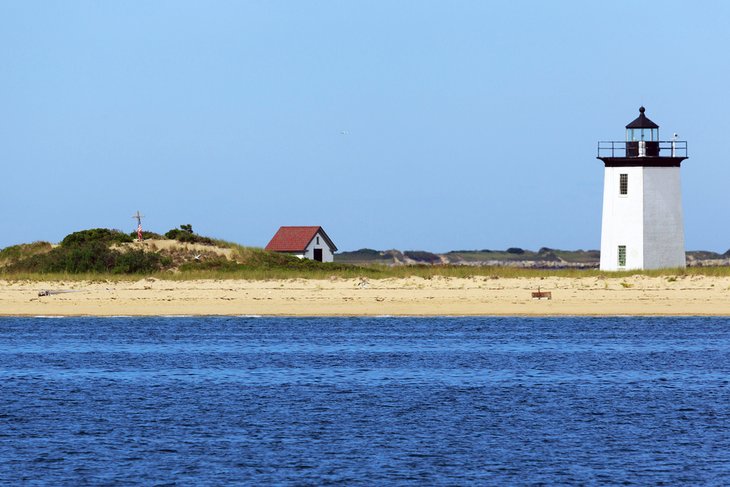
[3,229,729,282]
[3,264,730,282]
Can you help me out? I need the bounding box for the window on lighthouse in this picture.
[618,245,627,267]
[619,174,628,196]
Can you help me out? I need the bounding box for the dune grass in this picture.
[3,235,729,281]
[3,263,730,282]
[0,242,53,266]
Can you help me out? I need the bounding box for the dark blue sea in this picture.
[2,316,730,485]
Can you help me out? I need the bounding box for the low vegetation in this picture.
[1,227,730,281]
[5,236,168,275]
[0,241,53,266]
[5,262,730,283]
[0,227,360,278]
[165,224,215,245]
[61,228,134,246]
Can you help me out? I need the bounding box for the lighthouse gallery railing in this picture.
[597,140,688,158]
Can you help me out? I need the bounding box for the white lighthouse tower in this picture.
[597,107,688,271]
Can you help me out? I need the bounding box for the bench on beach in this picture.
[531,287,552,300]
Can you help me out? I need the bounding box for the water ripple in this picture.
[1,316,729,484]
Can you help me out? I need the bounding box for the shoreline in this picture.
[2,275,730,317]
[5,314,730,318]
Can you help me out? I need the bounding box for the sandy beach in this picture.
[1,275,729,316]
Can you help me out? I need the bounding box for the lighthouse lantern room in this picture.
[597,107,688,271]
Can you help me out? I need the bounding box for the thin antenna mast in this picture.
[132,211,144,242]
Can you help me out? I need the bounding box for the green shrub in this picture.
[10,241,116,273]
[165,224,194,240]
[164,228,183,240]
[165,225,214,245]
[506,247,525,254]
[61,228,133,246]
[113,249,168,273]
[7,241,167,274]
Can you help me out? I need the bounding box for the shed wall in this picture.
[303,231,334,262]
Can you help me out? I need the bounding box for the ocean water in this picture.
[1,316,730,485]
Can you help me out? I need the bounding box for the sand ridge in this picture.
[1,275,729,316]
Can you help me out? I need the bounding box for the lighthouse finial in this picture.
[639,106,645,114]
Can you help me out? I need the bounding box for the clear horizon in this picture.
[2,1,729,253]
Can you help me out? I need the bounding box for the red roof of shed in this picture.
[265,226,337,252]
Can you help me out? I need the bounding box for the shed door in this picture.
[313,249,323,262]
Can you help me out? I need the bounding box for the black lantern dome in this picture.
[626,106,659,142]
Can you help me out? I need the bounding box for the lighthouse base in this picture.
[599,166,686,271]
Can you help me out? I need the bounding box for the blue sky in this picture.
[2,1,729,252]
